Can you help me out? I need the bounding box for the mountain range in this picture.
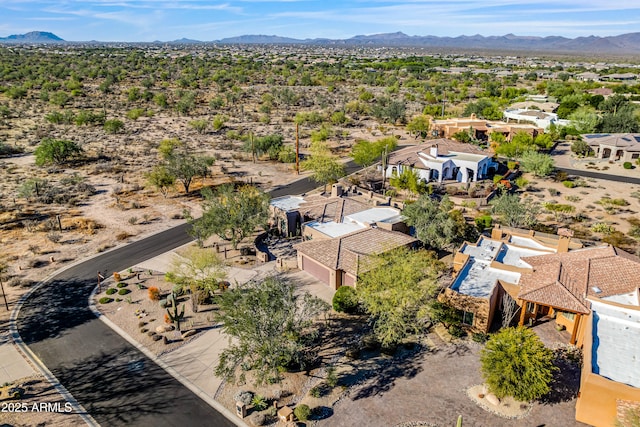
[2,30,640,55]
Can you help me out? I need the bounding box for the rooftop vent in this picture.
[592,286,602,294]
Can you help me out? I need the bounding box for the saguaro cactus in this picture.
[166,304,185,331]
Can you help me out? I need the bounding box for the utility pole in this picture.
[295,123,300,175]
[0,265,8,311]
[250,132,256,164]
[381,146,388,191]
[441,96,447,118]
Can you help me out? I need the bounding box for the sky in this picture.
[1,0,639,42]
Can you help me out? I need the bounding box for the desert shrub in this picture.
[152,334,162,341]
[251,394,268,411]
[332,286,358,313]
[99,297,113,304]
[105,288,117,295]
[492,174,504,184]
[474,215,493,232]
[294,404,311,421]
[116,282,127,288]
[624,162,633,169]
[448,324,466,338]
[326,366,338,388]
[148,286,160,301]
[507,161,518,170]
[309,386,321,398]
[472,332,490,343]
[233,391,254,406]
[118,288,130,295]
[562,180,576,188]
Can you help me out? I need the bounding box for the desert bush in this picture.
[624,162,633,169]
[117,282,127,288]
[448,324,466,338]
[106,288,117,295]
[233,391,254,406]
[562,180,576,188]
[591,223,615,234]
[474,215,493,232]
[148,286,160,301]
[118,288,130,295]
[472,332,489,343]
[251,394,268,411]
[99,297,113,304]
[309,386,321,398]
[332,286,358,313]
[294,404,311,421]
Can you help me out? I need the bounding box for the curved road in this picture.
[15,163,359,426]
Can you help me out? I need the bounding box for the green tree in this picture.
[519,150,555,177]
[166,153,213,194]
[215,276,329,385]
[568,106,598,133]
[332,286,358,313]
[188,184,270,249]
[165,245,227,312]
[490,193,539,228]
[571,139,593,157]
[480,327,556,401]
[351,137,397,168]
[145,165,175,197]
[403,194,477,251]
[389,168,427,198]
[301,142,345,192]
[34,138,83,166]
[406,114,431,138]
[357,248,442,348]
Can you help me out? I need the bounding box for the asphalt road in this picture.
[15,167,357,426]
[557,167,640,185]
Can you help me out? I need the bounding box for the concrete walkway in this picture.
[0,330,35,384]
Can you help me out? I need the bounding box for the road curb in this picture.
[88,281,247,427]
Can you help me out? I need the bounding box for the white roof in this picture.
[344,207,401,227]
[270,195,305,211]
[451,259,521,298]
[590,299,640,388]
[452,236,553,298]
[305,220,363,238]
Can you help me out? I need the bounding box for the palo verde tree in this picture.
[34,138,83,166]
[519,150,555,177]
[351,136,398,168]
[188,184,270,250]
[480,326,556,401]
[165,245,227,312]
[301,141,345,192]
[215,276,329,385]
[403,194,478,251]
[357,248,443,348]
[145,165,175,197]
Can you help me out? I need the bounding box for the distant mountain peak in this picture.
[0,31,64,43]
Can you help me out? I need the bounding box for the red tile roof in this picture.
[518,246,640,313]
[295,228,417,275]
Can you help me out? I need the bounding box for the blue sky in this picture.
[1,0,639,42]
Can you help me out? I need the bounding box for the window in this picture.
[560,311,576,321]
[462,311,474,326]
[526,302,536,314]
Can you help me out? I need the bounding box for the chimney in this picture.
[557,228,573,253]
[331,183,343,198]
[491,224,502,240]
[429,144,438,157]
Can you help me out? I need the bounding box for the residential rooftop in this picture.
[304,207,402,239]
[451,236,555,298]
[590,299,640,389]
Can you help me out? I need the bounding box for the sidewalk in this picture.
[0,330,36,384]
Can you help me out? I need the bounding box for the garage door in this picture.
[301,255,331,285]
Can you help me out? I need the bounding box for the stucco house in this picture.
[575,297,640,427]
[431,116,542,142]
[442,226,577,333]
[294,227,418,289]
[583,133,640,162]
[382,139,497,183]
[503,108,570,130]
[517,244,640,345]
